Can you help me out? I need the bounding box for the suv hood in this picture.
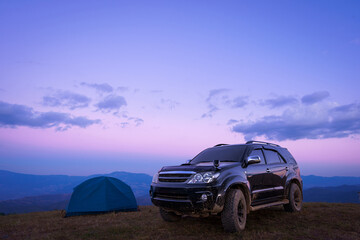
[161,164,214,172]
[160,162,240,173]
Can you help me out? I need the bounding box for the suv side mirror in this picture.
[246,155,261,165]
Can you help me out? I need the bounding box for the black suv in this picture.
[150,141,303,232]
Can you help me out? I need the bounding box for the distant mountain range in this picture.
[302,175,360,189]
[0,170,152,201]
[303,185,360,203]
[0,170,359,214]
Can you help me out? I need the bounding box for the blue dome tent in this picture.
[65,176,137,217]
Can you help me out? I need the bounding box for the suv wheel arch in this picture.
[226,183,251,214]
[285,179,302,199]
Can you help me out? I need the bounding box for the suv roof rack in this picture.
[246,140,280,147]
[214,144,228,147]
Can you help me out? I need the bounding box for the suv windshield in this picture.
[190,145,247,164]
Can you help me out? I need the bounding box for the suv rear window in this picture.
[264,149,281,164]
[191,146,247,164]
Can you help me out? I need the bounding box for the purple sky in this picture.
[0,1,359,176]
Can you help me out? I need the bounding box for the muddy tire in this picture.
[221,189,247,232]
[284,183,302,212]
[159,208,181,222]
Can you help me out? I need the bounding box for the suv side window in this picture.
[264,149,281,164]
[278,153,286,163]
[249,149,265,164]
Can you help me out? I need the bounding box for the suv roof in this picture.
[212,141,297,164]
[245,140,280,147]
[213,140,280,148]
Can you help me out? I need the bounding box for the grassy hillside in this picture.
[0,203,359,240]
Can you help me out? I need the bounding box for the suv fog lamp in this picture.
[201,194,208,201]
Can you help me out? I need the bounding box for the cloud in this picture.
[330,103,356,113]
[262,96,298,108]
[201,104,219,118]
[116,116,143,128]
[227,119,239,125]
[42,90,91,110]
[301,91,330,105]
[81,82,113,93]
[206,88,230,102]
[160,98,179,110]
[117,86,129,92]
[0,101,100,130]
[120,122,129,128]
[231,102,360,141]
[128,117,144,126]
[230,96,248,108]
[95,95,127,112]
[202,89,230,118]
[202,89,248,118]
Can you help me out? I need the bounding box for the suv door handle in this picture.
[266,168,271,173]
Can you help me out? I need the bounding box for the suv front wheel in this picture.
[221,189,247,232]
[284,183,302,212]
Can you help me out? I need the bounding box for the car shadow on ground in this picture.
[177,206,289,231]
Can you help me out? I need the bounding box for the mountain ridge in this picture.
[302,174,360,189]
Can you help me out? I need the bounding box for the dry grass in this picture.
[0,203,359,240]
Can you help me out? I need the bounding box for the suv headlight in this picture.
[152,172,159,184]
[188,172,220,184]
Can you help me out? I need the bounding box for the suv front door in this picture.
[263,148,288,200]
[245,148,269,205]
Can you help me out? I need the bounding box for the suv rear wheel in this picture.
[221,189,247,232]
[159,208,181,222]
[284,183,302,212]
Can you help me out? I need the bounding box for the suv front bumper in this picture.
[150,184,219,213]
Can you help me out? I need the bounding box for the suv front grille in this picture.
[155,193,189,200]
[158,171,194,183]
